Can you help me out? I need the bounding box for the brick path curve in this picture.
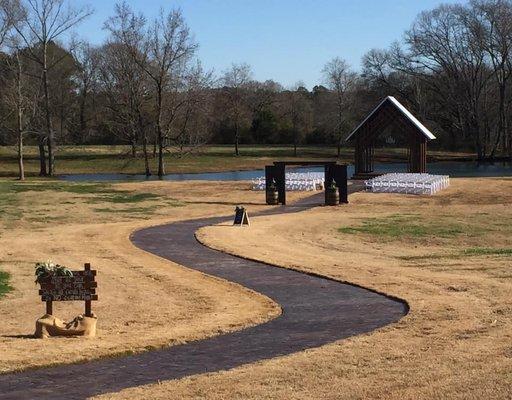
[0,189,407,399]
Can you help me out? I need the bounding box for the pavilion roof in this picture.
[345,96,436,142]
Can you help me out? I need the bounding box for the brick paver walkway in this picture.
[0,184,407,399]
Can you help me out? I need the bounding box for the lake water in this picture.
[60,161,512,182]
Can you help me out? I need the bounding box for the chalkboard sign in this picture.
[233,206,250,226]
[37,263,97,317]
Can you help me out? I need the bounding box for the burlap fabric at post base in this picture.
[34,314,97,338]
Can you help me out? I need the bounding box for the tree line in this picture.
[1,0,512,180]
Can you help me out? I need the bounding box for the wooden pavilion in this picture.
[346,96,436,179]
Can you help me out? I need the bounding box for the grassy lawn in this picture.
[188,178,512,400]
[338,212,512,259]
[0,178,286,373]
[0,180,183,227]
[338,213,468,238]
[0,145,474,177]
[2,175,509,398]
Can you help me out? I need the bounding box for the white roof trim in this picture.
[345,96,436,141]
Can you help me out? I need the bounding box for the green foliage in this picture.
[339,214,465,239]
[88,192,161,204]
[35,261,73,283]
[0,270,11,298]
[251,109,279,143]
[0,180,108,195]
[93,205,159,214]
[462,248,512,256]
[398,247,512,262]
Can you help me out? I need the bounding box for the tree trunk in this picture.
[15,54,24,181]
[17,131,24,181]
[474,124,484,161]
[337,103,344,159]
[499,84,506,157]
[131,137,136,157]
[42,45,55,176]
[17,106,24,181]
[79,92,87,143]
[140,115,151,177]
[234,123,240,156]
[156,86,165,177]
[143,133,151,177]
[38,138,47,176]
[158,135,164,177]
[59,87,65,139]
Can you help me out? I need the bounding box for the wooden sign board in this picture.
[37,263,97,317]
[233,206,250,226]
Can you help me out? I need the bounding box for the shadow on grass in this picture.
[184,200,266,206]
[1,334,37,339]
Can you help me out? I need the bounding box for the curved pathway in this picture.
[0,188,407,399]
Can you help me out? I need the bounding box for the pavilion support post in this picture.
[325,164,333,206]
[408,134,427,173]
[363,145,373,173]
[275,163,286,205]
[84,263,93,317]
[407,135,414,173]
[334,164,348,204]
[419,139,427,173]
[354,138,363,175]
[46,300,53,315]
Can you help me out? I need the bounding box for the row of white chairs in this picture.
[365,173,450,195]
[251,172,325,192]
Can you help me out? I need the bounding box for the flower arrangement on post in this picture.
[266,178,279,205]
[35,261,73,283]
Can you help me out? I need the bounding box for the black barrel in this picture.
[266,190,279,205]
[325,188,339,206]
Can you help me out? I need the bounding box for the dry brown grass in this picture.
[97,178,512,399]
[0,180,309,373]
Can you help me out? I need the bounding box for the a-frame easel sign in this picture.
[233,206,250,226]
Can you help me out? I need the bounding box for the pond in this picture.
[59,161,512,182]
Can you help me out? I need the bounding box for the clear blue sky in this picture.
[76,0,467,88]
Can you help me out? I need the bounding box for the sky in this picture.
[76,0,467,88]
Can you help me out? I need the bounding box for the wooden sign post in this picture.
[233,206,250,226]
[38,263,98,317]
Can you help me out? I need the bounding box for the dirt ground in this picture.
[0,180,314,373]
[96,178,512,399]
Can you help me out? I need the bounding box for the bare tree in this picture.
[0,0,16,45]
[97,41,152,174]
[167,61,215,155]
[0,0,38,180]
[7,0,92,176]
[377,5,492,158]
[106,2,198,177]
[322,57,357,157]
[470,0,512,157]
[11,51,26,180]
[222,63,252,156]
[71,40,99,144]
[281,83,312,157]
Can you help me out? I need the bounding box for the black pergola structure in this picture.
[346,96,436,180]
[265,161,348,206]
